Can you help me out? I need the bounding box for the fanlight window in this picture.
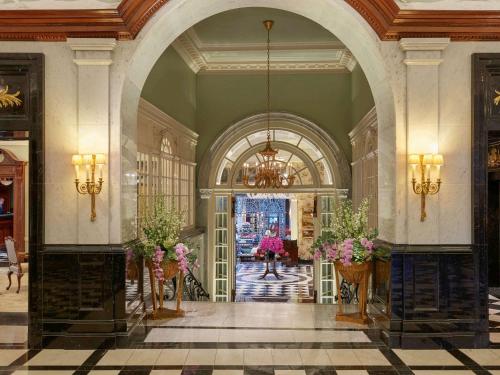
[215,129,334,186]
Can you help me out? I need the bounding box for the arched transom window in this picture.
[216,129,334,187]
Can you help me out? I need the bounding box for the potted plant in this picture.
[139,197,199,317]
[311,198,385,324]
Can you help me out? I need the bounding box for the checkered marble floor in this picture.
[235,262,314,303]
[2,302,500,374]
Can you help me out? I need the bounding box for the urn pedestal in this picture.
[334,261,371,325]
[147,260,185,319]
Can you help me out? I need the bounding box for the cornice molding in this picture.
[2,0,500,41]
[346,0,500,41]
[349,106,377,143]
[0,0,167,41]
[138,98,199,143]
[172,28,357,73]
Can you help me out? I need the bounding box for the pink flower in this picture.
[152,246,165,282]
[313,250,322,260]
[259,236,284,255]
[361,238,374,253]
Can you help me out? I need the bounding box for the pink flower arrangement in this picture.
[152,243,200,282]
[340,239,354,266]
[175,243,194,274]
[152,246,165,282]
[312,233,378,266]
[361,238,374,253]
[259,236,285,255]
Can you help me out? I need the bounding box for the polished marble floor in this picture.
[235,263,314,303]
[1,301,500,374]
[0,267,28,348]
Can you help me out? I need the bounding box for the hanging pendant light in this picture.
[242,20,295,189]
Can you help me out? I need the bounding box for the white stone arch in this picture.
[120,0,399,242]
[198,112,351,191]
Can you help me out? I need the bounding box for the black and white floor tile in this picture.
[4,292,500,373]
[235,262,314,303]
[2,301,500,375]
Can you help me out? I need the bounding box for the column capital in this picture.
[400,38,450,66]
[67,38,116,66]
[67,38,117,52]
[399,38,450,52]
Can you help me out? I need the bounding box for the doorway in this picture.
[488,134,500,344]
[0,138,30,348]
[234,193,314,303]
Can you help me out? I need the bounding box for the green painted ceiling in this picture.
[192,7,339,45]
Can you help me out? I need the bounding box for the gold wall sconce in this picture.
[71,154,105,222]
[408,153,444,222]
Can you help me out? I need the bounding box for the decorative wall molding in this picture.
[0,0,167,41]
[138,98,198,163]
[346,0,500,41]
[3,0,500,41]
[349,107,377,145]
[138,98,198,143]
[349,106,378,228]
[172,28,357,73]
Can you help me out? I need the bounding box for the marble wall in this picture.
[0,0,499,247]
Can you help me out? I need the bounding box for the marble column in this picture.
[67,38,116,244]
[400,38,449,244]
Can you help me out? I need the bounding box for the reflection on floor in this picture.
[2,301,500,374]
[0,267,28,347]
[235,262,313,303]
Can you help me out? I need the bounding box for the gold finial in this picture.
[263,20,274,31]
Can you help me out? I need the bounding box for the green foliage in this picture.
[311,198,389,264]
[330,198,377,242]
[140,196,183,260]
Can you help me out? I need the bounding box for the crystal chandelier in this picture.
[242,20,295,189]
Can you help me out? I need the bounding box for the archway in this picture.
[198,112,351,191]
[120,0,399,245]
[198,113,351,301]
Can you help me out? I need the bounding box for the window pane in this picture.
[298,138,323,161]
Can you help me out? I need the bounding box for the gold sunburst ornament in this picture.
[494,89,500,106]
[0,85,22,109]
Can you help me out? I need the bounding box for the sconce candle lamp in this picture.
[72,153,105,222]
[409,153,444,222]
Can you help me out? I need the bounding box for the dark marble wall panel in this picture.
[41,245,135,348]
[371,245,484,349]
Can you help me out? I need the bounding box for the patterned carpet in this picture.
[235,262,314,303]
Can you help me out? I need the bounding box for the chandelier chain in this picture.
[241,20,295,190]
[267,25,271,142]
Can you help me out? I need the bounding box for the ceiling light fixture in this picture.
[242,20,295,189]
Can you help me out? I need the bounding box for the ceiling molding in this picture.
[2,0,500,41]
[346,0,500,41]
[172,28,357,73]
[0,0,167,41]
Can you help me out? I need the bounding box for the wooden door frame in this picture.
[0,148,27,253]
[472,54,500,344]
[0,53,44,348]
